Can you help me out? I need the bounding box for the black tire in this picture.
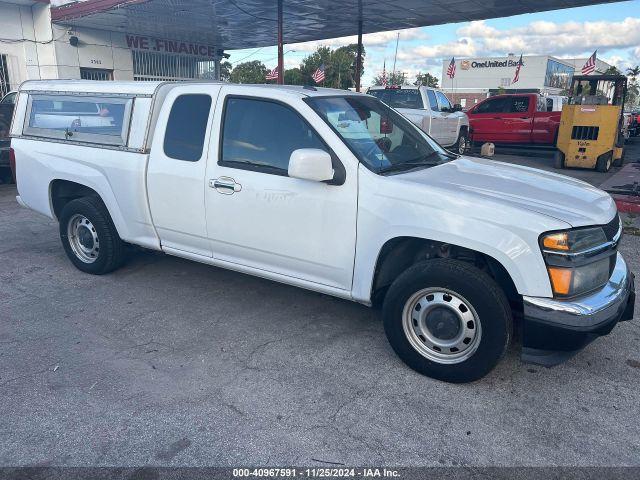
[59,196,126,275]
[554,150,565,169]
[382,259,512,383]
[613,149,625,167]
[0,168,13,184]
[452,129,468,155]
[596,152,612,173]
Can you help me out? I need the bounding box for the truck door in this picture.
[203,87,358,291]
[435,91,458,145]
[468,96,509,143]
[500,96,534,143]
[425,89,448,144]
[147,85,221,257]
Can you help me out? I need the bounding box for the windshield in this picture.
[368,88,424,109]
[306,95,451,174]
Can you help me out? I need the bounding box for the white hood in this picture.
[394,156,617,228]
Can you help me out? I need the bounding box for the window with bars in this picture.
[132,50,216,81]
[80,68,114,81]
[0,54,11,99]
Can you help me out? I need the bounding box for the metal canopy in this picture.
[50,0,622,50]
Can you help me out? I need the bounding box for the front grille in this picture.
[602,214,621,242]
[571,125,599,140]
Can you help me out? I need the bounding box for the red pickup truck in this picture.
[466,94,561,145]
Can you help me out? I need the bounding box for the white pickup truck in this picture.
[10,80,635,383]
[368,85,470,154]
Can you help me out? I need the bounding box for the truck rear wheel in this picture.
[382,259,512,383]
[59,196,126,275]
[554,151,565,169]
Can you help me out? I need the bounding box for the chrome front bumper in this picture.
[521,253,635,366]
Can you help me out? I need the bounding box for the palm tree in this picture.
[627,66,640,82]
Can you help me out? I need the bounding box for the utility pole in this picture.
[392,32,400,78]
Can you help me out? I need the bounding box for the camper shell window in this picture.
[23,94,134,146]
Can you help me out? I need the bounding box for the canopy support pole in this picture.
[355,0,363,92]
[277,0,284,85]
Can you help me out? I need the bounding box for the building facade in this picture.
[440,54,611,108]
[0,0,222,98]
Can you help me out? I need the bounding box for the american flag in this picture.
[312,64,326,84]
[265,67,279,81]
[381,61,387,86]
[512,54,523,84]
[582,51,597,75]
[447,57,456,79]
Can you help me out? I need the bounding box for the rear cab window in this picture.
[164,94,212,162]
[368,89,424,110]
[509,97,530,113]
[24,94,133,146]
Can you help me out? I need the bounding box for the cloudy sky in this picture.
[226,0,640,86]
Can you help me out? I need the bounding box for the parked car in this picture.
[10,80,635,383]
[0,91,17,105]
[543,95,568,112]
[466,93,561,145]
[0,102,15,183]
[367,85,470,154]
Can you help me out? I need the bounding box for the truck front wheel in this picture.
[382,259,512,383]
[452,129,469,155]
[59,197,126,275]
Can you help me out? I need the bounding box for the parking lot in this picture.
[1,148,639,468]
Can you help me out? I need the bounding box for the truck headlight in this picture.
[542,227,607,253]
[541,227,612,298]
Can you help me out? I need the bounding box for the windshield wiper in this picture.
[377,152,445,174]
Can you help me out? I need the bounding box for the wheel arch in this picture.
[368,236,522,309]
[49,178,127,240]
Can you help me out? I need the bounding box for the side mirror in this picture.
[288,149,334,183]
[452,104,463,112]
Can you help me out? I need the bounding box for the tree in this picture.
[230,60,268,84]
[299,44,365,89]
[284,68,305,85]
[604,65,621,76]
[414,72,439,88]
[220,61,232,82]
[372,71,407,86]
[626,66,640,82]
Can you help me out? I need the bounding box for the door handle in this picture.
[210,176,242,195]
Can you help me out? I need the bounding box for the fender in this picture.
[351,165,572,304]
[13,138,160,250]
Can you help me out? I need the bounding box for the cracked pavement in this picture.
[0,181,639,467]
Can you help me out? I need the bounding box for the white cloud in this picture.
[455,18,640,56]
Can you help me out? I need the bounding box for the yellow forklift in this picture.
[555,74,627,172]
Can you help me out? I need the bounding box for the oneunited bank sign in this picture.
[126,35,217,57]
[461,59,524,69]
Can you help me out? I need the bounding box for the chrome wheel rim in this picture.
[402,288,481,364]
[67,214,100,264]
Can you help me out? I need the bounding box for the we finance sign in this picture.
[126,35,217,58]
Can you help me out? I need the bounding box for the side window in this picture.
[25,94,133,145]
[475,98,506,114]
[509,97,530,113]
[220,97,328,175]
[426,90,439,112]
[547,98,554,112]
[164,94,212,162]
[436,91,452,112]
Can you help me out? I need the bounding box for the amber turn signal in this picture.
[547,267,572,296]
[543,232,569,251]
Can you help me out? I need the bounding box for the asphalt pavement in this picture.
[1,169,639,467]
